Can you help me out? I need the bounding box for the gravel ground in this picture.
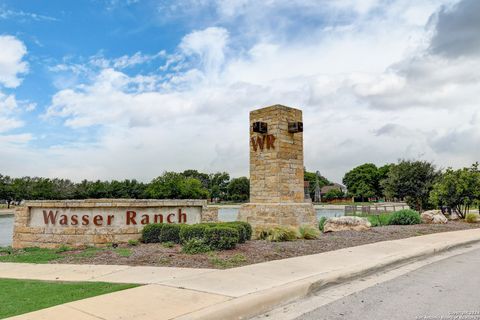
[55,221,480,269]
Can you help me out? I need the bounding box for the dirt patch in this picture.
[54,221,480,269]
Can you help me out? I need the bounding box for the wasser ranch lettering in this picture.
[42,209,187,226]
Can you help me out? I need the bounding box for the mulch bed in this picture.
[54,221,480,269]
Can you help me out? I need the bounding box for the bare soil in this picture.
[54,221,480,269]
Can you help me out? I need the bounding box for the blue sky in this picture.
[0,0,479,182]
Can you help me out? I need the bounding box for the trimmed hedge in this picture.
[388,209,422,225]
[180,224,208,243]
[142,223,163,243]
[204,226,239,250]
[158,224,182,243]
[226,221,252,241]
[142,221,253,250]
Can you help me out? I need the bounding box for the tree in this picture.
[377,164,394,197]
[182,170,210,189]
[323,188,345,201]
[146,172,209,199]
[430,164,480,218]
[208,172,230,201]
[0,175,14,207]
[227,177,250,202]
[382,160,440,212]
[342,163,379,201]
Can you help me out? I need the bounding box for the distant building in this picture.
[320,183,347,196]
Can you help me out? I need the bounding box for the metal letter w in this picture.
[251,136,265,151]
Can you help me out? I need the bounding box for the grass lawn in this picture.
[345,213,392,226]
[0,246,132,263]
[0,278,138,319]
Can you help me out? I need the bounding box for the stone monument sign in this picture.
[238,104,317,230]
[13,199,217,249]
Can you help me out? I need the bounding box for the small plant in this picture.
[115,248,132,257]
[158,257,171,265]
[367,214,390,227]
[388,209,422,225]
[204,226,239,250]
[128,239,139,246]
[267,226,298,242]
[142,223,163,243]
[318,217,327,233]
[180,224,208,243]
[0,247,13,255]
[158,224,183,243]
[255,227,270,240]
[162,241,175,248]
[465,213,478,223]
[55,245,72,253]
[182,238,211,254]
[298,225,320,240]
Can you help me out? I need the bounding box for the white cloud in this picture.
[0,7,57,22]
[2,0,478,183]
[0,35,28,88]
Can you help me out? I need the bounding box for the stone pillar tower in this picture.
[238,105,317,232]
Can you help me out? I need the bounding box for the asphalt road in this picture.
[296,248,480,320]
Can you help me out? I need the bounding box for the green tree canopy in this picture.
[227,177,250,201]
[323,188,345,201]
[342,163,379,201]
[430,163,480,218]
[146,172,209,199]
[382,160,440,211]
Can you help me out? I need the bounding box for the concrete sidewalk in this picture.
[4,228,480,320]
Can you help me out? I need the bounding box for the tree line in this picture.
[342,160,480,217]
[0,170,250,207]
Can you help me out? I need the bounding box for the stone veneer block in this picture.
[238,105,317,231]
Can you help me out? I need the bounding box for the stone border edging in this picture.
[174,232,480,320]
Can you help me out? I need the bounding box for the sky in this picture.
[0,0,479,183]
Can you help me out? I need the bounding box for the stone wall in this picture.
[13,199,210,249]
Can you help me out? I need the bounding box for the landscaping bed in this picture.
[2,221,478,269]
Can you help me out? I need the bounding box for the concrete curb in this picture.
[175,236,480,320]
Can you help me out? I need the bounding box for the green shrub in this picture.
[318,217,328,233]
[128,239,139,246]
[267,226,298,242]
[465,213,478,223]
[221,222,247,243]
[182,238,211,254]
[367,214,391,227]
[142,224,163,243]
[388,209,422,225]
[180,224,208,243]
[229,221,253,240]
[158,224,183,243]
[204,227,239,250]
[298,225,320,239]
